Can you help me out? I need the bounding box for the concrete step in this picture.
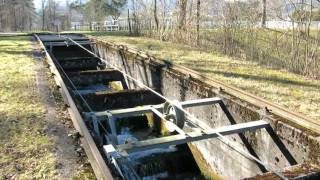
[59,57,101,71]
[67,69,127,89]
[76,89,164,111]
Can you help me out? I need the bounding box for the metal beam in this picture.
[116,120,269,154]
[181,97,222,108]
[94,97,222,118]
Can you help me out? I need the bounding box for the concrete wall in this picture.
[92,40,320,179]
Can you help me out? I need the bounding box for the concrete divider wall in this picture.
[91,39,320,179]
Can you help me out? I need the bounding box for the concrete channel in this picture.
[35,33,320,179]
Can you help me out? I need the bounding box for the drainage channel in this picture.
[35,33,309,180]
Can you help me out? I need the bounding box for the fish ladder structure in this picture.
[35,33,320,180]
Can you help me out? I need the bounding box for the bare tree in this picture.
[0,0,35,32]
[77,0,319,79]
[131,0,140,35]
[65,0,72,30]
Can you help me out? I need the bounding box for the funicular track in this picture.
[35,34,318,180]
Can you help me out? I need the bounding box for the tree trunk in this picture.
[153,0,159,32]
[261,0,266,27]
[188,0,193,21]
[42,0,45,30]
[131,0,139,35]
[29,15,32,31]
[196,0,200,46]
[22,6,25,31]
[13,7,17,31]
[128,9,132,35]
[177,0,187,30]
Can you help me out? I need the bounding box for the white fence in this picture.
[70,19,320,32]
[266,20,320,29]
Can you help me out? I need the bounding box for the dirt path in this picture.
[31,37,94,179]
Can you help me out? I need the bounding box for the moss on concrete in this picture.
[188,144,224,180]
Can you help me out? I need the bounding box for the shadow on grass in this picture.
[0,43,29,49]
[0,50,30,55]
[0,36,29,41]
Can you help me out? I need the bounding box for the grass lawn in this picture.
[70,31,320,121]
[0,36,57,179]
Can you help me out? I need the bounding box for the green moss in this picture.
[109,81,124,90]
[159,120,172,136]
[144,111,172,136]
[145,112,155,128]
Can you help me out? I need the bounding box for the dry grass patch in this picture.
[0,36,57,179]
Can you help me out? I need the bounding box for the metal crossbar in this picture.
[93,97,222,118]
[115,120,269,154]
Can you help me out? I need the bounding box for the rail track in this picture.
[35,33,320,180]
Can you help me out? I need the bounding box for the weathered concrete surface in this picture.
[90,37,320,179]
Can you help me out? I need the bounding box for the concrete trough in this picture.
[67,69,127,89]
[36,33,320,180]
[59,57,102,71]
